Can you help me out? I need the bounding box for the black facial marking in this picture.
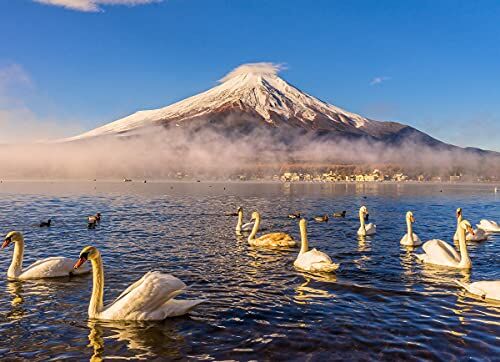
[80,252,89,260]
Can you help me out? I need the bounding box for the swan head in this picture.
[359,206,369,221]
[74,246,99,269]
[250,211,260,221]
[237,206,243,214]
[459,220,474,235]
[299,218,307,228]
[2,231,23,249]
[406,211,415,223]
[456,208,462,218]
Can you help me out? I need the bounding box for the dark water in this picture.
[0,181,499,361]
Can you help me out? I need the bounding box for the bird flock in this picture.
[235,205,500,301]
[2,205,499,323]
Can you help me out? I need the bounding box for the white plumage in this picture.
[2,231,90,280]
[456,280,500,301]
[293,219,339,273]
[74,246,205,321]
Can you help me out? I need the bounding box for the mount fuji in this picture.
[65,63,490,154]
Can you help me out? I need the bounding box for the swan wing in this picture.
[294,249,339,272]
[478,219,500,232]
[19,257,90,279]
[456,280,500,301]
[400,233,422,246]
[421,239,460,265]
[101,271,189,320]
[252,232,296,247]
[366,223,376,235]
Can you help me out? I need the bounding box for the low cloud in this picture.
[219,62,286,83]
[370,76,391,86]
[33,0,162,12]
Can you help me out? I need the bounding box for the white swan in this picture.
[235,207,254,233]
[455,280,500,301]
[357,206,376,236]
[453,208,488,242]
[476,219,500,233]
[294,219,339,273]
[73,246,205,320]
[248,211,296,247]
[400,211,422,246]
[416,220,474,269]
[2,231,90,280]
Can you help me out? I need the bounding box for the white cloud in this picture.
[219,62,286,83]
[370,76,391,86]
[33,0,162,12]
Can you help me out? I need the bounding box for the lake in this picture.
[0,181,498,360]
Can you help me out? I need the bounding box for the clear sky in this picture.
[1,0,499,151]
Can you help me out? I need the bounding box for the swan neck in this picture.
[359,213,366,232]
[236,211,243,231]
[248,215,260,241]
[299,223,309,254]
[89,256,105,318]
[458,227,471,267]
[8,237,24,278]
[407,218,413,241]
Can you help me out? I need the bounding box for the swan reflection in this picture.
[6,281,25,321]
[87,319,186,361]
[294,273,337,303]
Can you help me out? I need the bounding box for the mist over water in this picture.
[0,125,498,179]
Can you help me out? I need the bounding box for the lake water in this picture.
[0,181,499,360]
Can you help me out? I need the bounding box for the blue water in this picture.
[0,181,498,360]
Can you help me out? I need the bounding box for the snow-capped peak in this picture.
[67,63,402,140]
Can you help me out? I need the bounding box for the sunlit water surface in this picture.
[0,182,499,361]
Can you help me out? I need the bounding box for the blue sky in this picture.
[0,0,499,150]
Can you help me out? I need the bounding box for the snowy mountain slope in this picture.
[67,63,412,141]
[64,63,497,157]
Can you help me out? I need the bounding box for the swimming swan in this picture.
[357,206,376,236]
[416,220,474,269]
[247,211,296,247]
[453,208,488,241]
[294,219,339,273]
[73,246,205,320]
[235,207,254,233]
[476,219,500,233]
[2,231,90,280]
[400,211,422,246]
[455,280,500,301]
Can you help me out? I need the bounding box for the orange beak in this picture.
[2,239,10,249]
[410,216,415,223]
[467,227,475,236]
[73,257,87,269]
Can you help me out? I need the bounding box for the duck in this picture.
[293,219,339,273]
[476,219,500,233]
[2,231,90,280]
[455,280,500,301]
[39,219,52,228]
[453,208,488,242]
[357,206,376,236]
[247,211,296,247]
[235,207,255,233]
[400,211,422,246]
[73,246,205,320]
[314,214,329,223]
[416,220,474,269]
[333,211,346,218]
[288,212,301,219]
[88,216,98,229]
